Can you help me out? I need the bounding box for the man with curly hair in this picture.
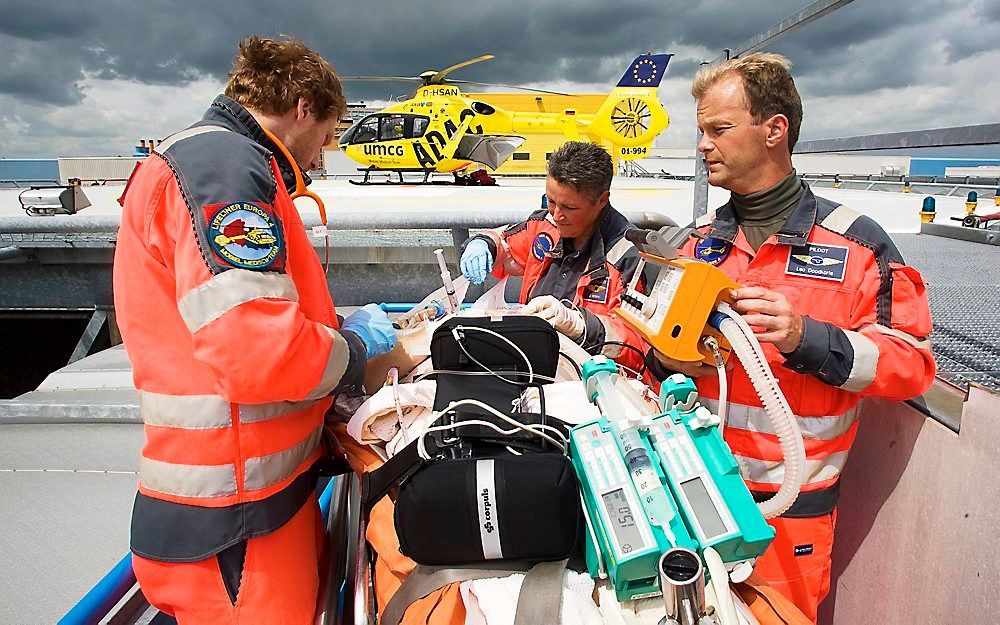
[115,36,396,623]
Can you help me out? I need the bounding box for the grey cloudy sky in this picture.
[1,0,998,158]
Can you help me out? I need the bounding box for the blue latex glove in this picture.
[460,238,493,285]
[342,303,397,359]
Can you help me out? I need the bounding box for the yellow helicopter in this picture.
[338,53,672,184]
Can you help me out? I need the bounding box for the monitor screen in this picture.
[680,477,727,540]
[602,488,644,554]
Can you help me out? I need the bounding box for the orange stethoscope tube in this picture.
[260,127,327,225]
[260,126,331,272]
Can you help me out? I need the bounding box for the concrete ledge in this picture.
[920,221,1000,245]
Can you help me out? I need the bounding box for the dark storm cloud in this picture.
[0,0,869,103]
[0,0,997,149]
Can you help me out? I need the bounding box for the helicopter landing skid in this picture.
[348,168,475,186]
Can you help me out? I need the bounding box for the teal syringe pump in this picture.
[570,356,775,603]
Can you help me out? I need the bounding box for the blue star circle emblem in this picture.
[632,58,658,85]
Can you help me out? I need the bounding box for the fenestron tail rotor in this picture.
[611,97,651,140]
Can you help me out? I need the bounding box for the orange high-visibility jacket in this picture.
[114,95,368,561]
[470,205,647,372]
[650,186,935,515]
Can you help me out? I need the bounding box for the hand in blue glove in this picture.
[460,238,493,285]
[341,303,397,359]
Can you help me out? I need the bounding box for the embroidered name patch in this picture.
[532,232,554,261]
[205,201,284,270]
[786,243,849,282]
[695,237,731,265]
[583,276,609,303]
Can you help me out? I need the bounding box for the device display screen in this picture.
[680,477,727,540]
[602,488,644,554]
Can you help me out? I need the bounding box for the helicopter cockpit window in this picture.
[410,117,429,138]
[380,115,406,141]
[353,116,379,144]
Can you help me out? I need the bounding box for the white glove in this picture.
[522,295,585,340]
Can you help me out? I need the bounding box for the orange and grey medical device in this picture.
[616,226,740,366]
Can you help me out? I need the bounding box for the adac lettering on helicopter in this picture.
[532,232,554,260]
[363,144,405,157]
[694,237,731,266]
[205,201,284,270]
[786,243,849,282]
[412,108,483,168]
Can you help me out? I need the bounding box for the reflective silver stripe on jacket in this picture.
[597,315,625,360]
[244,426,323,491]
[140,457,238,498]
[240,398,321,424]
[304,326,352,400]
[818,205,861,235]
[139,391,232,429]
[840,329,879,392]
[701,399,857,441]
[141,391,322,428]
[862,323,932,351]
[155,125,229,153]
[177,270,298,333]
[605,238,634,265]
[735,451,851,487]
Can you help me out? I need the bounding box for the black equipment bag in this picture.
[394,452,581,565]
[361,315,582,566]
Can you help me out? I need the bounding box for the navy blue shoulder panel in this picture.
[503,208,550,237]
[815,196,903,325]
[158,127,284,274]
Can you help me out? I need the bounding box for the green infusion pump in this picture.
[570,358,775,601]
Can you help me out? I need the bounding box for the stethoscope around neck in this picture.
[261,126,331,273]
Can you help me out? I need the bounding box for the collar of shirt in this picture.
[200,94,309,194]
[702,184,819,248]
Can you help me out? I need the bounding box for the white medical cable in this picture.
[416,398,568,459]
[559,298,587,345]
[715,362,728,437]
[703,546,740,625]
[388,367,410,445]
[412,369,558,385]
[451,325,535,385]
[702,337,729,436]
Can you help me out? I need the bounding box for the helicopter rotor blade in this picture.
[341,76,423,82]
[448,80,575,96]
[430,54,495,84]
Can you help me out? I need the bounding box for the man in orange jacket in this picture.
[113,37,396,624]
[459,141,647,372]
[645,53,935,621]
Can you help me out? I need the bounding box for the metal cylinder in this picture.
[625,227,658,248]
[659,548,706,625]
[0,246,25,262]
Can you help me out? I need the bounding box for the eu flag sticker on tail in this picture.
[205,202,285,271]
[785,243,849,282]
[617,54,673,88]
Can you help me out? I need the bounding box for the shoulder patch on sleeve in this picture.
[158,129,282,274]
[204,201,285,271]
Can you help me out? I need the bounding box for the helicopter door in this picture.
[349,115,378,144]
